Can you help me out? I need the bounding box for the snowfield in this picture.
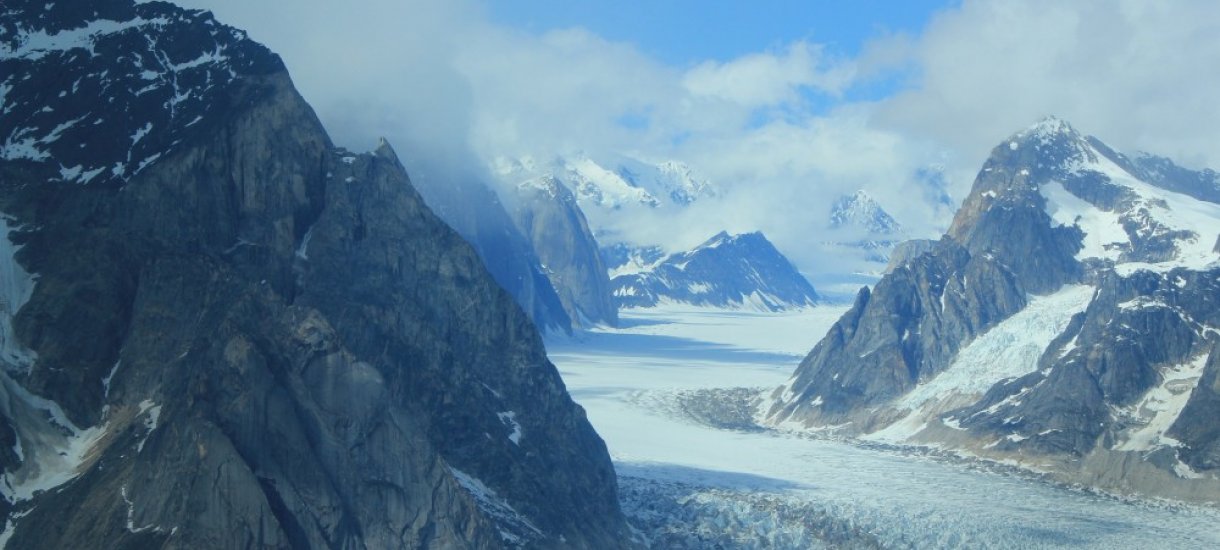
[547,306,1220,549]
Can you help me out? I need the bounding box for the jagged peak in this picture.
[694,230,769,251]
[373,137,400,163]
[1004,116,1088,149]
[830,189,902,235]
[1021,116,1077,139]
[702,230,733,246]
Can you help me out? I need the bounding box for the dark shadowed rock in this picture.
[884,239,936,273]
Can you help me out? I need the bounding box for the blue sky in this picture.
[489,1,956,65]
[488,1,953,114]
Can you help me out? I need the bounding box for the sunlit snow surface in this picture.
[548,306,1220,548]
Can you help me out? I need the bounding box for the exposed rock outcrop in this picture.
[509,176,617,328]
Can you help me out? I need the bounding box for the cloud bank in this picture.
[170,0,1220,278]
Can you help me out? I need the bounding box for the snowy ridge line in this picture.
[1039,130,1220,272]
[0,17,172,61]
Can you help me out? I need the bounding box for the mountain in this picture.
[408,172,573,334]
[0,1,631,547]
[830,190,902,235]
[508,175,618,328]
[766,117,1220,502]
[823,189,906,267]
[611,231,818,311]
[494,154,717,214]
[601,243,667,279]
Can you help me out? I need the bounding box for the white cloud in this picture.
[878,0,1220,172]
[168,0,1220,282]
[682,41,854,107]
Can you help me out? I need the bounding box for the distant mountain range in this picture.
[766,117,1220,502]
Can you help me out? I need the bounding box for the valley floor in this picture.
[547,306,1220,549]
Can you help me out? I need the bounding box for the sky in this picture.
[169,0,1220,277]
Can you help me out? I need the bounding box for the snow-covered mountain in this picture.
[767,117,1220,503]
[822,189,907,268]
[494,153,718,211]
[830,190,902,235]
[611,231,818,311]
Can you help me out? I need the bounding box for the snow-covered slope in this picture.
[611,231,818,312]
[1031,125,1220,271]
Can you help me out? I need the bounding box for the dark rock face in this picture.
[410,174,573,334]
[0,1,630,547]
[950,268,1220,458]
[508,176,617,328]
[884,239,936,273]
[1170,344,1220,470]
[611,231,818,311]
[945,122,1085,295]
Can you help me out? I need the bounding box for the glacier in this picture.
[548,306,1220,548]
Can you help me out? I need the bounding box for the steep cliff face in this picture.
[509,176,617,328]
[768,118,1220,502]
[0,1,630,547]
[409,173,573,334]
